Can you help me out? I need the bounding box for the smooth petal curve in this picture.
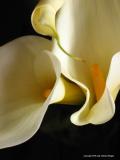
[71,87,115,125]
[0,36,61,148]
[107,52,120,100]
[58,75,86,105]
[71,52,120,125]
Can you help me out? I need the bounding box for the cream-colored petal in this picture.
[88,88,115,125]
[58,75,86,105]
[37,0,65,11]
[71,52,120,125]
[55,0,120,78]
[71,87,115,125]
[53,0,120,97]
[31,0,64,36]
[107,52,120,100]
[0,36,61,148]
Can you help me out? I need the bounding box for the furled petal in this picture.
[58,75,85,105]
[71,52,120,125]
[52,0,120,125]
[71,85,115,125]
[31,0,64,36]
[0,36,62,148]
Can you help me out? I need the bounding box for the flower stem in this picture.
[56,38,85,62]
[47,25,86,63]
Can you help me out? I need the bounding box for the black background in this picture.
[0,0,120,159]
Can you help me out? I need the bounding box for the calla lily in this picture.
[0,35,64,148]
[32,0,120,126]
[53,0,120,125]
[0,34,84,148]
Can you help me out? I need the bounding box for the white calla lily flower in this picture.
[32,0,120,126]
[0,35,64,148]
[0,34,84,149]
[53,0,120,125]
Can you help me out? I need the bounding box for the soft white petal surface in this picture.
[0,36,61,148]
[107,52,120,100]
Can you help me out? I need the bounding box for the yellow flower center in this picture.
[43,88,52,98]
[91,64,105,101]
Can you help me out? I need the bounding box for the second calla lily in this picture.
[32,0,120,125]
